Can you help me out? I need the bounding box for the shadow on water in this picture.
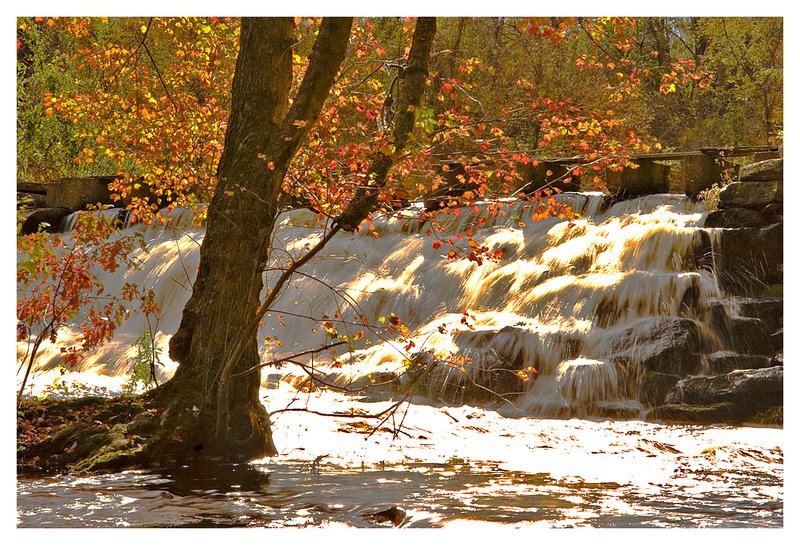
[17,458,783,528]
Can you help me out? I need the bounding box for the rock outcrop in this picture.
[644,159,784,425]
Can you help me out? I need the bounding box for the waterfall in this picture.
[21,192,724,417]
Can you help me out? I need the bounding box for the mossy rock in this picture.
[645,402,746,424]
[17,397,153,475]
[747,406,783,427]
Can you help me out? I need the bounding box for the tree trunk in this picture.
[336,17,437,231]
[156,17,353,464]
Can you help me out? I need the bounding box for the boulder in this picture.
[640,371,681,406]
[703,351,772,375]
[737,297,783,335]
[718,181,781,210]
[747,406,782,426]
[728,316,773,356]
[739,158,782,182]
[646,402,745,424]
[771,329,782,355]
[704,207,767,228]
[666,366,782,408]
[20,207,71,234]
[762,202,783,223]
[689,230,715,272]
[715,223,782,295]
[611,318,701,376]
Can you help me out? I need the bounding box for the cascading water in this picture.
[19,191,721,418]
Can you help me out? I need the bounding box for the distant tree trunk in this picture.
[154,17,353,464]
[336,17,436,230]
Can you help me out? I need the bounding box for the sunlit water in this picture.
[17,193,783,527]
[17,379,783,528]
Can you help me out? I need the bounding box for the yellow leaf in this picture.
[292,119,307,128]
[224,190,234,197]
[140,25,147,33]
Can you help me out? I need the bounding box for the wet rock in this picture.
[646,402,746,424]
[747,406,782,426]
[366,506,405,526]
[737,297,783,335]
[715,223,782,295]
[703,352,772,374]
[688,230,713,272]
[739,158,782,182]
[612,318,701,375]
[596,405,642,419]
[729,317,772,355]
[704,208,767,228]
[762,202,783,223]
[770,353,783,367]
[666,366,782,408]
[771,329,783,354]
[640,371,681,407]
[718,181,781,210]
[410,348,525,404]
[20,207,71,234]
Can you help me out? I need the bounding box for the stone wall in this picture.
[17,176,120,234]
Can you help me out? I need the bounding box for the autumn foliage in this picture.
[17,211,153,395]
[16,16,781,395]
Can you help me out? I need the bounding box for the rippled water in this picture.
[18,385,783,528]
[17,456,782,528]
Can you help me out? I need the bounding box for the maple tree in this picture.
[17,211,153,398]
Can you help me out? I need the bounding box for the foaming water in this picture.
[19,192,718,417]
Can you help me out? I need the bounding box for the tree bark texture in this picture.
[160,17,353,463]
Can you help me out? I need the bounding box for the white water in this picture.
[19,192,719,418]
